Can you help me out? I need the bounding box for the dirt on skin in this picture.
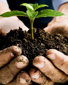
[0,28,68,85]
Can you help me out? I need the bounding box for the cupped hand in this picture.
[0,46,32,85]
[29,16,68,85]
[44,16,68,38]
[29,50,68,85]
[0,16,29,36]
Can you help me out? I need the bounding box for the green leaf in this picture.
[29,3,48,11]
[36,9,65,18]
[0,10,27,17]
[21,3,34,11]
[29,3,38,11]
[21,3,48,12]
[27,10,38,20]
[37,4,48,10]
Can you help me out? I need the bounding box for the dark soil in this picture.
[0,28,68,85]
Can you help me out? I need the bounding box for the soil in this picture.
[0,28,68,85]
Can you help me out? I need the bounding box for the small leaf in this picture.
[36,9,65,18]
[0,10,27,17]
[37,4,48,9]
[29,3,38,11]
[29,3,48,11]
[27,10,38,20]
[21,3,34,11]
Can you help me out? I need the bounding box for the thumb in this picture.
[44,23,68,38]
[44,26,51,33]
[17,20,29,32]
[43,26,53,34]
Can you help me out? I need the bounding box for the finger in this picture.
[0,46,22,67]
[18,20,29,31]
[33,56,68,83]
[44,27,50,33]
[46,49,68,75]
[6,71,31,85]
[44,23,56,34]
[44,23,68,38]
[43,25,55,34]
[47,17,56,26]
[29,68,54,85]
[0,55,29,84]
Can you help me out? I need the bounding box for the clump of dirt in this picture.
[0,28,68,85]
[0,28,68,59]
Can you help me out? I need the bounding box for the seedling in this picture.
[0,3,65,39]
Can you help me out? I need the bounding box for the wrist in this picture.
[58,2,68,15]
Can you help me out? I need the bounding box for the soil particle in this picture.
[0,28,68,63]
[0,28,68,85]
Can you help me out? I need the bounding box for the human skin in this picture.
[29,2,68,85]
[44,2,68,38]
[0,2,29,36]
[0,46,31,85]
[1,1,68,85]
[0,2,31,85]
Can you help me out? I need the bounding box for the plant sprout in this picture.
[0,3,65,39]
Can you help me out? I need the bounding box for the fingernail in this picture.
[16,62,25,68]
[32,73,39,79]
[19,55,28,62]
[35,62,44,68]
[47,54,55,60]
[15,46,21,53]
[18,55,29,64]
[15,47,20,52]
[20,78,26,84]
[11,53,14,57]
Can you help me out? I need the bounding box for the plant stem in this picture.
[30,20,34,39]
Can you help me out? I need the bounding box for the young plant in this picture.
[0,3,65,39]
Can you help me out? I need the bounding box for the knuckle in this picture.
[5,46,16,52]
[54,76,67,83]
[0,66,14,84]
[52,76,63,83]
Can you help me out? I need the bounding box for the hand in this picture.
[0,16,29,36]
[43,2,68,38]
[29,50,68,85]
[44,16,68,38]
[0,46,31,85]
[29,15,68,85]
[0,1,29,36]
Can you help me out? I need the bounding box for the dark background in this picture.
[7,0,49,28]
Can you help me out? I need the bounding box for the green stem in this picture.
[30,20,34,39]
